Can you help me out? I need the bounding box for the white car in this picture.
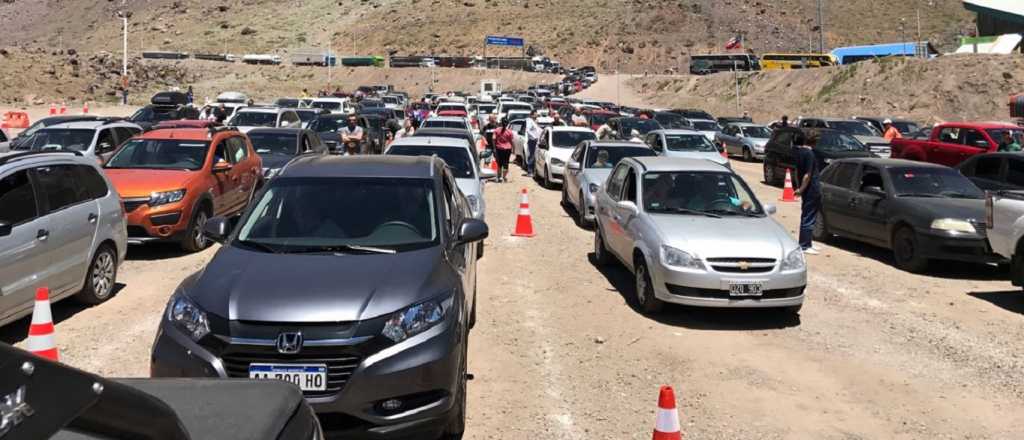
[644,129,729,169]
[309,97,351,114]
[19,120,143,163]
[229,107,302,133]
[496,101,533,121]
[434,102,469,116]
[687,118,722,142]
[533,126,597,189]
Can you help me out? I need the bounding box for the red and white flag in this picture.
[725,35,742,50]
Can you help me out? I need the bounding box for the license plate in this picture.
[249,363,327,391]
[728,282,763,297]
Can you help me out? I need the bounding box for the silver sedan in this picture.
[562,140,656,227]
[592,157,806,314]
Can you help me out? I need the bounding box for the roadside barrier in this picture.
[59,102,67,115]
[82,101,90,114]
[1,111,30,129]
[26,287,59,361]
[652,386,682,440]
[779,168,798,202]
[512,188,536,237]
[49,103,57,115]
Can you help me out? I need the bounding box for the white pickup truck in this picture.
[986,190,1024,288]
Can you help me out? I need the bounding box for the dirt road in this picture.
[7,78,1024,439]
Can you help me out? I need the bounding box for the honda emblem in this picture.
[276,332,303,354]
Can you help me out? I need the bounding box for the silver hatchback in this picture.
[593,157,806,315]
[0,151,127,326]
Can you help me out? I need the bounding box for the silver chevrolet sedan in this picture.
[593,157,806,315]
[561,140,656,227]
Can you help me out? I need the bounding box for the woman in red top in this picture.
[492,119,515,183]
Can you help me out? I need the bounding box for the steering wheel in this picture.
[376,221,421,235]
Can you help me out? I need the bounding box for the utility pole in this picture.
[115,1,131,106]
[734,60,741,114]
[816,0,825,53]
[900,18,907,58]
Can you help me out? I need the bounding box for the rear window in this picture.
[422,119,468,130]
[232,112,277,127]
[551,131,596,148]
[585,147,655,168]
[386,145,474,178]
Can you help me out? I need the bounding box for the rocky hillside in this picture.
[0,0,974,72]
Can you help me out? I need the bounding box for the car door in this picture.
[0,168,51,323]
[209,137,238,216]
[846,165,890,245]
[535,129,550,173]
[442,172,473,315]
[944,128,990,166]
[228,136,260,211]
[93,128,118,163]
[565,144,586,204]
[1003,157,1024,191]
[820,162,860,235]
[607,166,640,260]
[597,163,629,256]
[959,155,1007,191]
[32,163,100,297]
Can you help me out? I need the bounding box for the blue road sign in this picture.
[485,36,525,47]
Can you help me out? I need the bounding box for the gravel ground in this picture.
[6,77,1024,439]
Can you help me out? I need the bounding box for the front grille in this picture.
[221,347,362,398]
[706,257,776,274]
[122,198,148,213]
[666,284,804,300]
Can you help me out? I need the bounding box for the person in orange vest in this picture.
[882,119,902,141]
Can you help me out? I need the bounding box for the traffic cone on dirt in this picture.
[490,156,499,172]
[82,101,90,114]
[779,168,798,202]
[59,102,67,114]
[49,103,57,115]
[512,188,536,237]
[652,386,682,440]
[26,287,59,361]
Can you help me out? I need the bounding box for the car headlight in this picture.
[551,158,565,167]
[588,183,601,194]
[780,247,806,271]
[931,218,976,234]
[263,167,279,178]
[150,189,186,207]
[661,245,705,271]
[167,293,209,341]
[466,195,481,215]
[382,294,454,343]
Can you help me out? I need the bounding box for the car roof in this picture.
[630,156,730,173]
[549,126,594,133]
[651,129,705,135]
[686,118,717,124]
[0,151,98,169]
[586,141,649,148]
[390,136,470,148]
[45,121,109,129]
[139,128,225,141]
[247,128,304,135]
[280,154,444,179]
[726,122,765,128]
[835,157,949,169]
[425,116,469,123]
[237,107,283,114]
[413,127,473,137]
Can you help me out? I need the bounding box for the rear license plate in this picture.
[728,282,763,297]
[249,363,327,391]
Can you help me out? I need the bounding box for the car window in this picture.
[249,133,298,156]
[587,147,655,168]
[387,145,474,178]
[771,130,794,150]
[970,157,1003,181]
[75,165,109,200]
[828,163,858,189]
[0,170,38,225]
[95,129,116,153]
[34,164,89,212]
[1007,158,1024,188]
[858,166,885,192]
[571,145,585,163]
[642,171,763,215]
[622,168,638,203]
[962,129,989,149]
[606,164,630,201]
[229,136,249,163]
[938,127,959,143]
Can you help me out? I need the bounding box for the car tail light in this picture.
[985,191,994,229]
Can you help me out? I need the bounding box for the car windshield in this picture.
[503,104,532,112]
[311,101,342,111]
[816,132,867,152]
[25,129,95,152]
[248,133,298,156]
[233,112,277,127]
[552,131,596,148]
[986,128,1024,146]
[235,177,438,252]
[387,145,474,178]
[295,111,319,123]
[827,120,878,136]
[690,121,720,131]
[423,119,468,130]
[621,119,663,135]
[664,134,718,152]
[654,114,690,129]
[383,97,400,104]
[888,167,983,199]
[275,99,300,107]
[741,126,772,138]
[643,171,763,216]
[586,147,655,168]
[893,121,919,134]
[105,139,209,170]
[588,113,612,126]
[311,118,348,132]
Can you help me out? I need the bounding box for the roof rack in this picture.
[0,150,83,166]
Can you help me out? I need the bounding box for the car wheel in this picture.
[763,162,777,186]
[76,245,117,305]
[893,226,929,273]
[560,184,569,207]
[812,211,831,242]
[476,241,484,259]
[442,335,468,439]
[594,229,613,266]
[743,147,753,162]
[543,166,553,189]
[181,208,210,253]
[579,192,594,228]
[634,259,664,314]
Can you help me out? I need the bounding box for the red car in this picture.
[584,110,619,132]
[891,122,1024,167]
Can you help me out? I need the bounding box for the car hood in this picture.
[663,150,728,165]
[183,245,454,322]
[104,168,200,198]
[649,214,795,259]
[896,197,984,222]
[259,154,296,170]
[854,135,889,145]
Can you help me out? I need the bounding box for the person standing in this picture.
[793,132,822,255]
[481,114,499,151]
[301,88,310,99]
[550,112,566,127]
[998,130,1021,152]
[525,110,542,177]
[393,119,416,140]
[339,115,364,156]
[493,119,515,183]
[185,86,194,105]
[571,108,588,127]
[882,119,902,141]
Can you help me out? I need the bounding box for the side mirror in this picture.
[213,160,233,172]
[567,161,581,171]
[455,218,489,246]
[862,186,886,197]
[764,203,777,215]
[617,200,639,216]
[203,216,232,243]
[480,167,497,181]
[0,221,11,237]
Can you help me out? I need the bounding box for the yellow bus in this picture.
[759,53,837,70]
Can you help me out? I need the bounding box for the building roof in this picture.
[962,0,1024,23]
[830,42,939,60]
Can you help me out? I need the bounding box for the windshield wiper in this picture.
[940,191,978,199]
[236,239,281,254]
[705,208,761,217]
[289,244,397,255]
[897,193,941,198]
[650,207,721,218]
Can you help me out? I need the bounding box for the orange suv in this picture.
[104,126,263,252]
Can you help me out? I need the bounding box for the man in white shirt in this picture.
[571,107,588,127]
[525,110,542,177]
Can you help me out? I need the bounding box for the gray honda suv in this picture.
[150,155,487,439]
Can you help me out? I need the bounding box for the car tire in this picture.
[579,192,594,229]
[594,229,613,266]
[743,147,753,162]
[442,336,468,439]
[476,241,484,259]
[812,211,831,243]
[180,207,210,253]
[469,278,478,330]
[634,259,664,314]
[893,226,929,273]
[763,162,778,186]
[543,166,553,189]
[76,245,118,305]
[560,184,569,207]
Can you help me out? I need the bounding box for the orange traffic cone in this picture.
[779,168,798,202]
[59,102,67,114]
[49,103,57,115]
[490,155,499,172]
[652,386,682,440]
[82,101,90,114]
[26,287,59,361]
[512,188,536,237]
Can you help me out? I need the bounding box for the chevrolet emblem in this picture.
[738,261,751,270]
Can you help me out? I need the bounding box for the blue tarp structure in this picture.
[830,42,938,64]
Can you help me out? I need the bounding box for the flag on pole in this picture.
[725,35,742,50]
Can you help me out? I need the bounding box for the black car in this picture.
[717,116,753,126]
[956,152,1024,191]
[308,114,387,154]
[815,158,1004,272]
[652,111,692,129]
[669,108,715,121]
[130,91,200,131]
[763,127,873,186]
[247,127,329,178]
[150,155,486,439]
[606,117,663,140]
